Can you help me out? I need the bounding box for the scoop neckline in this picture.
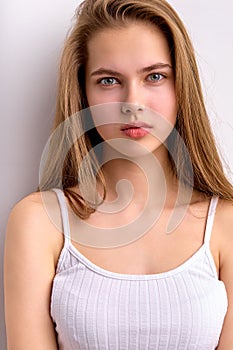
[54,189,217,281]
[67,241,207,280]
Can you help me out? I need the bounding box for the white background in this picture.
[1,1,232,347]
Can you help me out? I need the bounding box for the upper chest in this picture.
[66,200,220,276]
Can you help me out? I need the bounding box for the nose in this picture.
[121,103,144,115]
[121,103,144,121]
[121,83,145,119]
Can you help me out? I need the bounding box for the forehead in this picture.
[86,22,172,72]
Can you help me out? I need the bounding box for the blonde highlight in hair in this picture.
[39,0,233,218]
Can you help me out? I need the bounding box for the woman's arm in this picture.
[4,193,61,350]
[216,200,233,349]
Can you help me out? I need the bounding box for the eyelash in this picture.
[97,73,166,86]
[97,77,119,86]
[147,73,166,82]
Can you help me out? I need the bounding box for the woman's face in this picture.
[85,21,177,155]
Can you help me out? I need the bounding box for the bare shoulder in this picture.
[10,190,59,219]
[213,197,233,284]
[214,198,233,249]
[216,197,233,219]
[4,191,64,349]
[214,199,233,348]
[6,190,64,268]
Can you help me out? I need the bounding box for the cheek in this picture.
[85,84,121,107]
[95,125,113,141]
[150,87,177,124]
[90,103,122,141]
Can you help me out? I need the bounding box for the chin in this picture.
[104,138,162,159]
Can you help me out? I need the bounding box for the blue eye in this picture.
[147,73,164,82]
[99,77,118,85]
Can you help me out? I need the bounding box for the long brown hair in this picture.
[39,0,233,218]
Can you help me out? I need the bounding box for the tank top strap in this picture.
[204,196,219,244]
[52,188,71,247]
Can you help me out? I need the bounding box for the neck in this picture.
[100,142,177,209]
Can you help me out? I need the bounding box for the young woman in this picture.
[4,0,233,349]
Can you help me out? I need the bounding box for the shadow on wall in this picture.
[1,0,82,348]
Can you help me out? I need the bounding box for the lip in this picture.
[120,122,153,139]
[121,122,153,131]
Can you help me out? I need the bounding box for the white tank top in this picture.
[50,189,227,350]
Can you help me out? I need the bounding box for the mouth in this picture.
[121,122,153,139]
[121,122,153,131]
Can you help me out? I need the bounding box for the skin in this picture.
[84,22,179,221]
[85,22,177,159]
[4,22,233,349]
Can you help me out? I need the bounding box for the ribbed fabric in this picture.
[50,189,228,350]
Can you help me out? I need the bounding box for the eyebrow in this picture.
[90,63,172,77]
